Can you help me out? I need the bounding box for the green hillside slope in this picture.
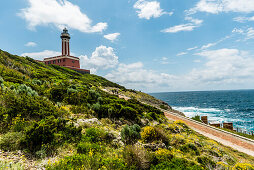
[0,49,253,170]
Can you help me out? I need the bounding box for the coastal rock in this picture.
[142,142,166,151]
[141,118,149,126]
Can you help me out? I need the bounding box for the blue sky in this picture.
[1,0,254,92]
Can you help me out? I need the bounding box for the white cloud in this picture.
[160,57,169,64]
[191,49,254,84]
[104,33,120,42]
[25,42,37,47]
[232,27,254,40]
[134,0,173,20]
[191,0,254,14]
[80,45,118,73]
[199,35,230,51]
[19,0,107,33]
[234,16,254,23]
[187,46,198,51]
[201,43,216,50]
[232,28,244,34]
[102,49,254,92]
[21,50,61,60]
[162,24,197,33]
[177,52,187,56]
[162,17,203,33]
[105,62,178,91]
[246,28,254,40]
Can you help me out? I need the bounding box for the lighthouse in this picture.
[43,28,90,74]
[61,28,70,56]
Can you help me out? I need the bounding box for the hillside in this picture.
[0,49,253,170]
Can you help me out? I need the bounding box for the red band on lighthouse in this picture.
[62,41,64,56]
[68,41,70,56]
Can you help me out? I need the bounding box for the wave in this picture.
[173,106,254,130]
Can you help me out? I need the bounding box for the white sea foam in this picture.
[173,106,254,130]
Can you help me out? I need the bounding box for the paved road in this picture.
[164,111,254,157]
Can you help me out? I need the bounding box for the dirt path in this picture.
[164,111,254,157]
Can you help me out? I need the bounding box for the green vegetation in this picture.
[191,115,202,122]
[0,49,253,169]
[221,128,254,140]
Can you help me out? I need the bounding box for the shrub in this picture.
[0,161,23,170]
[101,155,126,170]
[10,114,28,132]
[32,79,42,85]
[123,145,152,169]
[47,153,127,170]
[121,124,141,145]
[0,91,59,123]
[197,156,216,169]
[141,126,159,142]
[174,120,186,125]
[170,134,186,146]
[21,116,81,153]
[154,148,173,163]
[151,158,202,170]
[159,104,168,110]
[83,127,111,143]
[180,143,200,155]
[0,76,4,84]
[46,154,101,170]
[0,132,24,151]
[146,112,158,121]
[191,115,202,122]
[49,86,67,102]
[77,142,105,154]
[233,163,254,170]
[17,84,38,96]
[141,126,168,143]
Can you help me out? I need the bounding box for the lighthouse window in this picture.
[53,60,56,64]
[58,59,61,63]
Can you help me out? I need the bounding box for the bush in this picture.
[47,153,127,170]
[121,124,141,145]
[0,160,23,170]
[151,158,202,170]
[180,143,200,155]
[141,126,168,143]
[49,86,67,103]
[83,127,111,143]
[77,142,105,154]
[0,91,59,124]
[154,148,173,163]
[141,126,159,142]
[21,116,81,153]
[123,145,152,169]
[0,132,24,151]
[197,156,216,169]
[46,154,101,170]
[233,163,254,170]
[170,134,186,146]
[17,84,38,96]
[191,115,202,122]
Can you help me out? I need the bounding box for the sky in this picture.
[1,0,254,92]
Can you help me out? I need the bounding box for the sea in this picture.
[150,90,254,131]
